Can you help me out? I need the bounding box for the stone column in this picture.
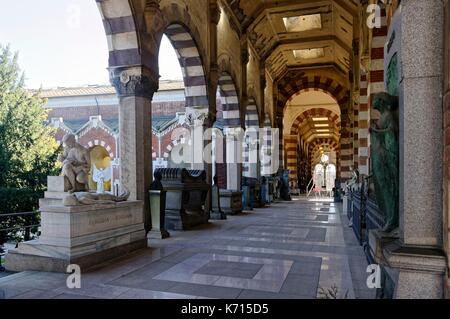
[111,66,158,233]
[225,127,243,190]
[383,0,447,299]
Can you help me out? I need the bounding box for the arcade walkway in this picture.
[0,198,374,299]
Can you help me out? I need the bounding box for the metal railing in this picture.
[0,211,41,271]
[306,178,315,197]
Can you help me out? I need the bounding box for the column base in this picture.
[383,241,447,299]
[210,211,227,220]
[147,229,170,240]
[369,229,399,264]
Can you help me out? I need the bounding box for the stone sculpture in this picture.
[369,92,399,233]
[63,190,130,206]
[58,134,90,193]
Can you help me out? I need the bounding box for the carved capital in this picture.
[110,67,159,99]
[186,108,210,126]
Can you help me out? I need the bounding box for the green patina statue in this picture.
[369,92,399,233]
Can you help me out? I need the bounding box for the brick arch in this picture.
[308,138,340,158]
[96,0,144,69]
[277,73,352,179]
[86,140,115,159]
[290,108,341,136]
[277,76,349,120]
[163,136,191,160]
[308,138,340,175]
[164,23,208,111]
[217,72,240,127]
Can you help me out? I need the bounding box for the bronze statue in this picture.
[58,134,90,193]
[369,92,399,233]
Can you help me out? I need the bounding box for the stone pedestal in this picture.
[5,200,146,273]
[383,241,447,299]
[369,229,398,265]
[210,185,227,220]
[147,190,170,240]
[219,190,243,215]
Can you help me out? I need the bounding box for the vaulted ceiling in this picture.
[223,0,359,82]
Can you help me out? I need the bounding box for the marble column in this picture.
[111,66,157,233]
[384,0,447,299]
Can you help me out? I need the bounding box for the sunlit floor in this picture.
[0,196,375,299]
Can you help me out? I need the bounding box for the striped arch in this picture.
[245,97,259,128]
[217,73,240,127]
[243,97,260,178]
[308,138,340,175]
[309,138,340,160]
[86,140,115,159]
[277,76,349,118]
[96,0,142,68]
[164,24,208,110]
[261,114,275,176]
[277,73,352,179]
[290,108,341,136]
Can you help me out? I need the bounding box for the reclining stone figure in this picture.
[63,190,130,206]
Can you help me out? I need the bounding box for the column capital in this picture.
[110,66,159,99]
[186,107,213,127]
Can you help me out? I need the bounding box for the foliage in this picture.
[0,44,61,190]
[318,285,349,299]
[0,44,61,245]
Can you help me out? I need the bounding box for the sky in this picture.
[0,0,182,89]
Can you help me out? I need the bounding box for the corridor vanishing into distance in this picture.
[0,198,373,299]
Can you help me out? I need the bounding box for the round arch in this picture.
[290,108,341,136]
[86,140,115,159]
[217,72,240,127]
[163,23,209,112]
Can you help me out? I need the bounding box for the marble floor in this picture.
[0,197,375,299]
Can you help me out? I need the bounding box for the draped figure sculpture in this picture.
[369,93,399,233]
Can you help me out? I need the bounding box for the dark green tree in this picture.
[0,44,61,245]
